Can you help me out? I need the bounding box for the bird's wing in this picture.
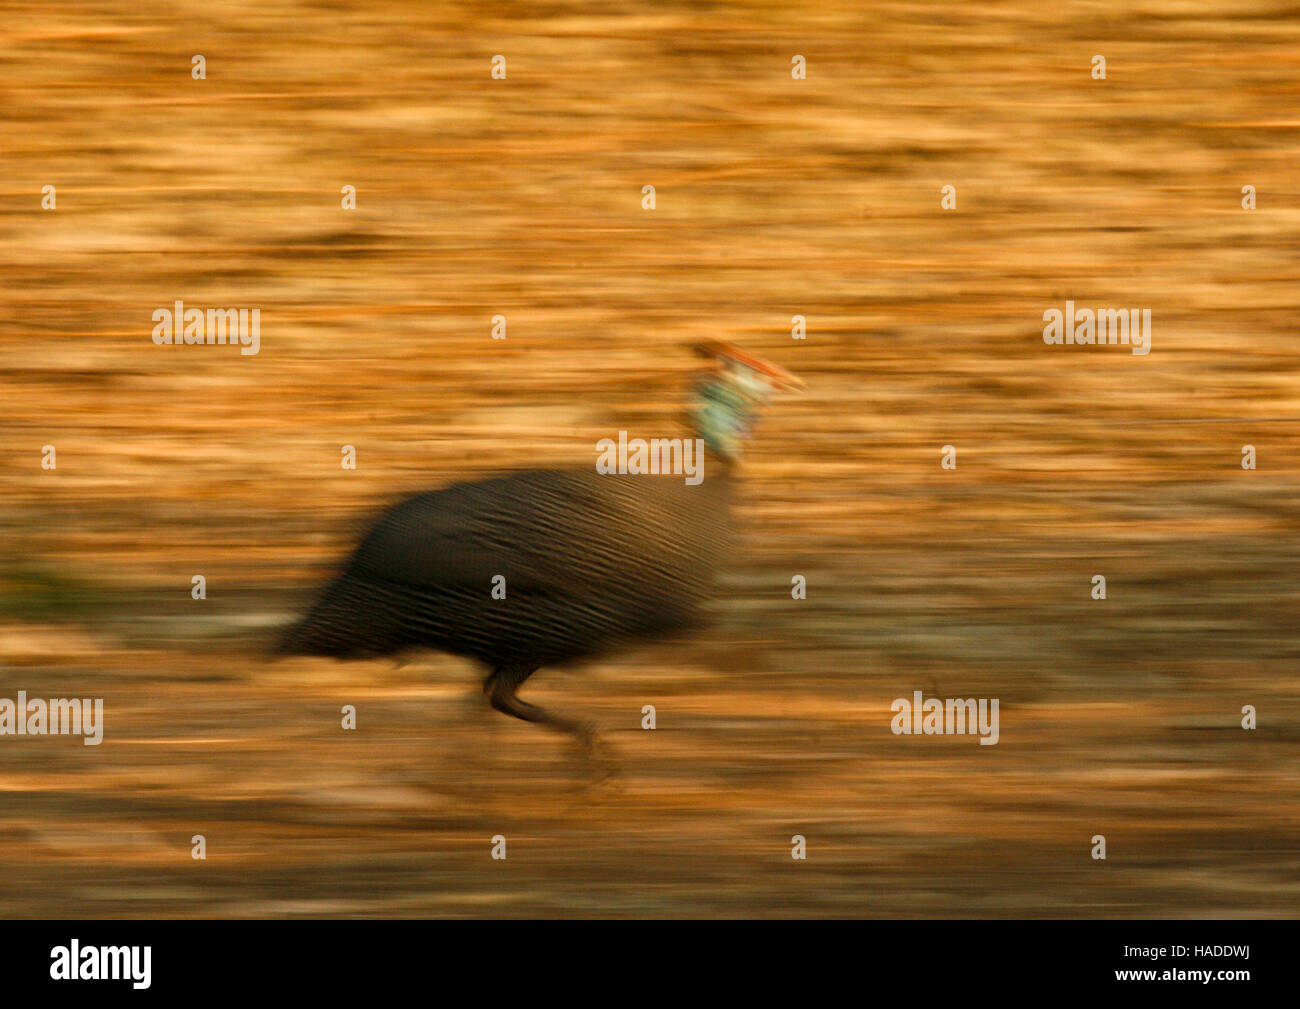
[344,469,654,594]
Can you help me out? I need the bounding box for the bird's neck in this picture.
[690,373,770,463]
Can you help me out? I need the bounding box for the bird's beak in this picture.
[694,340,805,392]
[767,364,806,393]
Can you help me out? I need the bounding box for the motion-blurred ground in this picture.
[1,0,1298,917]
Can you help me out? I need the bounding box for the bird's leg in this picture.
[483,665,595,755]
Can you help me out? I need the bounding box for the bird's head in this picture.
[689,341,803,462]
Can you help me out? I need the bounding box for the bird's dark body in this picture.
[278,463,733,670]
[277,341,797,753]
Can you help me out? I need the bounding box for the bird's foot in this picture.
[574,729,621,789]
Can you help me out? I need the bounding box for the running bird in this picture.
[276,342,801,754]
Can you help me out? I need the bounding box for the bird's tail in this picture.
[272,572,410,660]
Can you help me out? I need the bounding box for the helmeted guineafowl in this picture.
[276,342,801,750]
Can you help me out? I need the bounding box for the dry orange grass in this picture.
[1,0,1298,916]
